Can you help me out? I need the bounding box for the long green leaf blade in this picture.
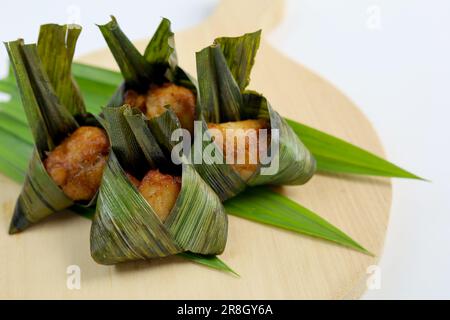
[225,186,372,255]
[0,157,25,184]
[72,62,123,87]
[286,119,422,179]
[0,113,33,143]
[0,127,32,172]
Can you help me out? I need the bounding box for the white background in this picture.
[0,0,449,299]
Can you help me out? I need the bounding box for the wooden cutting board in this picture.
[0,0,391,299]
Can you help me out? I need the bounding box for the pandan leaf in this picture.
[0,156,25,184]
[98,16,151,87]
[243,92,316,187]
[0,112,33,143]
[4,38,81,233]
[196,45,243,122]
[122,107,167,168]
[102,106,147,177]
[191,119,247,201]
[214,30,261,91]
[286,119,423,180]
[195,35,316,200]
[0,127,31,183]
[179,252,239,276]
[98,16,192,93]
[37,24,86,115]
[143,17,177,72]
[91,106,227,264]
[225,186,372,255]
[124,107,228,254]
[5,40,77,152]
[91,151,182,264]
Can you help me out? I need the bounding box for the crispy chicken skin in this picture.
[124,83,196,134]
[44,126,110,201]
[207,119,270,181]
[127,170,181,222]
[146,83,196,134]
[124,90,146,112]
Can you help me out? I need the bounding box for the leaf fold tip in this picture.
[8,202,30,234]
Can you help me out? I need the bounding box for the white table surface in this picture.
[0,0,449,299]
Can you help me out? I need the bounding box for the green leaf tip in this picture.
[213,29,262,90]
[97,15,118,29]
[179,252,239,277]
[286,119,425,181]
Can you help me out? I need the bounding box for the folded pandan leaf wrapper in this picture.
[192,32,316,201]
[90,106,227,265]
[98,16,196,108]
[5,24,104,233]
[100,18,315,201]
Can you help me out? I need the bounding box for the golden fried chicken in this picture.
[124,90,146,112]
[146,83,196,134]
[44,126,110,201]
[127,170,181,222]
[124,83,195,133]
[207,119,270,181]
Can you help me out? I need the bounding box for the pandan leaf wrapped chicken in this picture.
[99,16,197,134]
[100,18,316,201]
[191,31,317,200]
[5,24,110,233]
[90,106,227,264]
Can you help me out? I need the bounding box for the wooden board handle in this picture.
[204,0,284,35]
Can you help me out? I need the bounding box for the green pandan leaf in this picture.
[225,186,372,255]
[286,119,423,180]
[214,30,261,91]
[98,16,151,86]
[179,252,239,276]
[37,24,86,115]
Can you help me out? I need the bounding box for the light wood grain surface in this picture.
[0,0,391,299]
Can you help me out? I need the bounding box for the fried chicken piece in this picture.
[124,90,147,112]
[134,170,181,222]
[207,119,270,181]
[146,83,195,134]
[44,126,110,201]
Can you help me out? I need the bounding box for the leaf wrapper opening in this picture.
[194,33,316,200]
[99,16,196,109]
